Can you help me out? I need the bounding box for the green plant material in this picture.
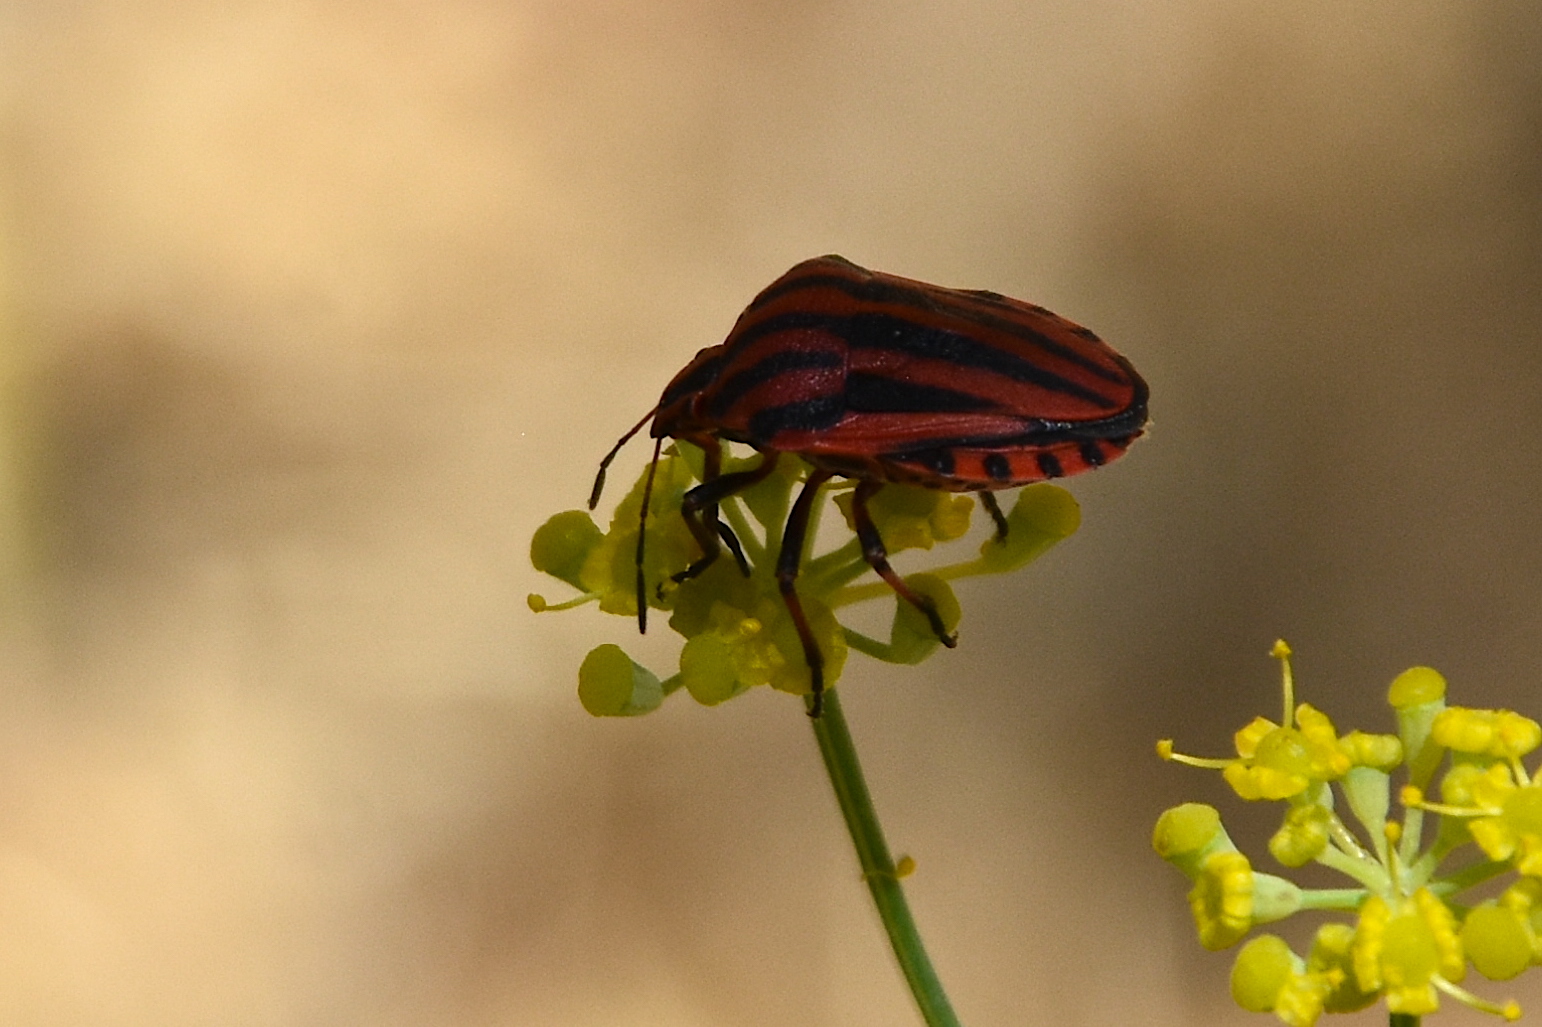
[532,442,1095,1027]
[577,644,663,716]
[811,688,961,1027]
[529,509,603,589]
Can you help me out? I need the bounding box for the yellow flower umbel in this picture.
[1157,642,1533,1026]
[531,441,1082,715]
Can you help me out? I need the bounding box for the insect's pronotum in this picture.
[590,255,1148,716]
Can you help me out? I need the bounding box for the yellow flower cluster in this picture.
[531,441,1081,715]
[1156,643,1538,1025]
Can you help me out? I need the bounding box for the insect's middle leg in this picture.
[775,469,835,717]
[851,481,959,647]
[672,449,781,583]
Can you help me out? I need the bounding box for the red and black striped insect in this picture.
[590,255,1147,716]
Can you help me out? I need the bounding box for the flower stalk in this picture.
[811,687,961,1027]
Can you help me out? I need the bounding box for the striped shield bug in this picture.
[590,255,1148,715]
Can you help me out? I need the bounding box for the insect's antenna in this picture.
[589,408,658,510]
[633,435,665,635]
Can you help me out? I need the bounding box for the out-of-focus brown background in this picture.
[2,2,1540,1024]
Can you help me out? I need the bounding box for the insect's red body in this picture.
[653,255,1146,488]
[593,255,1148,715]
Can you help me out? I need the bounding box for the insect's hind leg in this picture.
[775,469,835,717]
[979,490,1010,540]
[851,481,959,647]
[672,449,781,583]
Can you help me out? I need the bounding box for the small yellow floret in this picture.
[1472,786,1542,875]
[1234,716,1280,759]
[1274,972,1331,1027]
[1415,887,1467,984]
[1353,890,1467,1017]
[1269,804,1331,867]
[1340,730,1402,771]
[1352,895,1391,993]
[1310,923,1377,1014]
[1190,850,1255,950]
[1433,707,1542,760]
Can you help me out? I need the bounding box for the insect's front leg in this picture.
[851,480,959,647]
[775,469,835,717]
[672,448,781,584]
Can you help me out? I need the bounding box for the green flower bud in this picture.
[1231,934,1298,1013]
[578,644,664,717]
[680,632,749,706]
[977,484,1079,574]
[1390,666,1448,789]
[1463,902,1535,981]
[1388,666,1447,708]
[531,510,604,589]
[579,451,700,617]
[667,559,762,640]
[837,483,974,553]
[765,594,847,696]
[885,573,961,665]
[1153,803,1226,865]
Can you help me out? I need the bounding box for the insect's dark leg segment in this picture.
[672,450,781,583]
[695,440,753,576]
[980,490,1010,540]
[634,436,666,634]
[776,469,835,717]
[714,521,750,576]
[852,481,958,648]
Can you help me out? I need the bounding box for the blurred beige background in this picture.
[2,1,1540,1024]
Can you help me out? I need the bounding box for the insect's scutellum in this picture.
[591,255,1149,717]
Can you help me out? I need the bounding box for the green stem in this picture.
[1389,1014,1419,1027]
[809,688,963,1027]
[1296,887,1368,911]
[1428,858,1513,896]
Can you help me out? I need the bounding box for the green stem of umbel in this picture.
[809,688,963,1027]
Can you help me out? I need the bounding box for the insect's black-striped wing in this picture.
[664,255,1147,489]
